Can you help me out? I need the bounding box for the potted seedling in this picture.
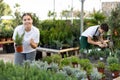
[70,56,79,68]
[51,54,62,64]
[78,59,93,79]
[90,68,102,80]
[108,63,120,78]
[42,56,52,64]
[96,61,105,74]
[14,32,24,53]
[60,58,70,67]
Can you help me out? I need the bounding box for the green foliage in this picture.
[60,58,71,66]
[0,24,7,38]
[107,5,120,32]
[48,62,59,73]
[90,68,102,80]
[72,68,87,80]
[84,10,106,30]
[51,54,62,64]
[0,23,14,38]
[108,63,120,72]
[90,10,106,24]
[97,61,105,69]
[14,32,25,46]
[107,5,120,49]
[0,0,12,17]
[70,56,79,63]
[42,56,52,64]
[32,13,41,28]
[0,60,77,80]
[79,59,93,75]
[107,54,119,65]
[62,66,73,76]
[4,24,14,38]
[116,49,120,61]
[40,20,76,49]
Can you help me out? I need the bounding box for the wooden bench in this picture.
[36,47,79,59]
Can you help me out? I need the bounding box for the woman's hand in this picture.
[96,41,106,48]
[104,40,110,43]
[30,38,38,49]
[98,44,105,48]
[102,40,109,47]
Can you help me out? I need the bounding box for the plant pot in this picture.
[6,38,12,41]
[15,45,23,53]
[101,77,105,80]
[1,38,6,41]
[72,62,78,68]
[112,71,120,79]
[87,75,90,80]
[97,68,105,74]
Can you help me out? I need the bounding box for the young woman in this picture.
[12,13,40,65]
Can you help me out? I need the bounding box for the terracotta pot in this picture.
[1,38,6,41]
[97,68,105,74]
[16,45,23,53]
[87,75,90,80]
[72,62,78,68]
[101,77,105,80]
[6,38,12,41]
[112,71,119,79]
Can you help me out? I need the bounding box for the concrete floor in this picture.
[0,48,14,63]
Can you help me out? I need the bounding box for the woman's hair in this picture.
[100,23,109,32]
[22,13,32,19]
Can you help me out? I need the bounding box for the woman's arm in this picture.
[87,36,106,48]
[98,35,109,47]
[87,36,101,45]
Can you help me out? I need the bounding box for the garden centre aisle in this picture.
[0,47,14,63]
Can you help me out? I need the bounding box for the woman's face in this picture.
[22,15,33,31]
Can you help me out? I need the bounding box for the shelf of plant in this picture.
[0,41,14,44]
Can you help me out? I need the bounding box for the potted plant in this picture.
[0,25,7,41]
[6,27,13,41]
[70,56,79,68]
[60,58,70,67]
[108,63,120,78]
[107,54,119,65]
[42,56,52,64]
[14,32,24,53]
[96,61,105,74]
[51,54,62,64]
[78,59,93,78]
[90,68,102,80]
[3,24,14,41]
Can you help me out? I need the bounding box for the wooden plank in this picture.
[59,47,79,53]
[36,47,79,54]
[37,47,59,53]
[0,41,14,44]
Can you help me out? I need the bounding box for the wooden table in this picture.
[36,47,79,58]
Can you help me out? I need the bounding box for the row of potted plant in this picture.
[42,54,120,79]
[0,60,77,80]
[0,23,13,41]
